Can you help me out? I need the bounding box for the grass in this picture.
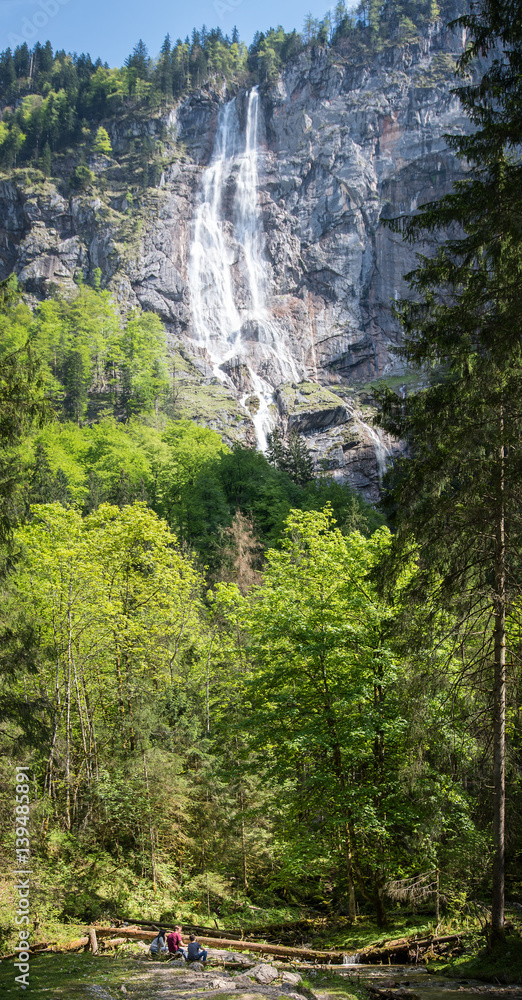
[429,930,522,984]
[355,373,425,395]
[300,913,446,951]
[276,382,348,415]
[0,951,143,999]
[0,952,371,1000]
[301,968,368,1000]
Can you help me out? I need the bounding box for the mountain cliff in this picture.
[0,14,468,501]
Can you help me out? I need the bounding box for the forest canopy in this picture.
[0,0,521,957]
[0,0,456,170]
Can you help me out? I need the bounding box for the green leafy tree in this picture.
[241,509,401,922]
[72,164,95,190]
[216,509,478,922]
[9,502,203,827]
[119,310,169,417]
[0,279,48,551]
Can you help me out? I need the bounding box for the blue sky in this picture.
[0,0,334,65]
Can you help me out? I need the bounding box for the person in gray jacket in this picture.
[150,929,168,956]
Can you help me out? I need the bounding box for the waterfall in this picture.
[355,415,392,481]
[188,87,300,450]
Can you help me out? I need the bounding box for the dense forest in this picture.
[0,0,455,172]
[0,0,521,964]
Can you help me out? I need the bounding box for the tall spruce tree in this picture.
[377,0,522,941]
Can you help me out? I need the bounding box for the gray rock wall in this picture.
[0,21,469,501]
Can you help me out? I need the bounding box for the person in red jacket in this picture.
[167,925,187,960]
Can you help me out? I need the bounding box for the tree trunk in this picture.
[142,752,157,888]
[89,927,99,955]
[240,784,248,892]
[374,882,387,928]
[491,415,506,942]
[343,828,357,921]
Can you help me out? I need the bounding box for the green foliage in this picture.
[0,4,453,173]
[17,285,171,423]
[0,32,248,169]
[213,509,481,921]
[377,0,522,937]
[152,439,379,569]
[267,427,315,486]
[72,164,95,190]
[93,125,112,156]
[0,279,48,550]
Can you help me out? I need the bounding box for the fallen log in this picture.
[117,919,241,941]
[357,931,468,964]
[370,933,464,951]
[116,917,319,941]
[2,938,90,961]
[184,926,242,940]
[0,942,57,961]
[49,936,90,954]
[95,927,342,962]
[101,938,128,950]
[32,941,55,952]
[116,918,161,931]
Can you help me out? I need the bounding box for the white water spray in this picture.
[355,415,392,481]
[188,88,300,449]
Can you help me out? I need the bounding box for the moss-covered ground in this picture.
[0,951,137,998]
[0,952,369,1000]
[428,931,522,984]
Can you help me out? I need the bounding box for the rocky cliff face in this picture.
[0,18,468,502]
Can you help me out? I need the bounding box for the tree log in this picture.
[49,936,90,953]
[357,932,466,964]
[95,927,341,961]
[117,918,161,930]
[116,917,321,941]
[101,938,128,950]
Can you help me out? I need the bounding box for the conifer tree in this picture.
[125,39,150,79]
[377,0,522,941]
[41,141,52,177]
[267,428,315,486]
[158,34,173,101]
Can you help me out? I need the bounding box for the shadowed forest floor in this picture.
[1,951,522,1000]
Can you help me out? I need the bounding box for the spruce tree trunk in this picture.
[491,416,506,942]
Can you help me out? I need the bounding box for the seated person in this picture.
[150,929,168,956]
[187,934,207,964]
[167,925,187,960]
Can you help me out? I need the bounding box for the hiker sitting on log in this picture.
[150,929,168,957]
[167,925,187,960]
[186,934,207,964]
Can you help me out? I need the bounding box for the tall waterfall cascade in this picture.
[188,88,301,450]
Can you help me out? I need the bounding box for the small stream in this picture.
[334,964,522,1000]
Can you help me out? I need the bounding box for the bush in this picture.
[72,164,95,190]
